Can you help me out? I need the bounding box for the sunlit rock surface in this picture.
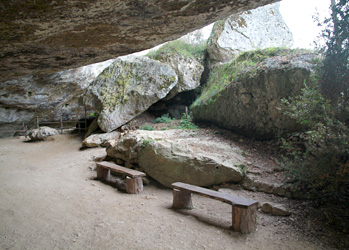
[207,2,293,64]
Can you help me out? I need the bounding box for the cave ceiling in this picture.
[0,0,278,81]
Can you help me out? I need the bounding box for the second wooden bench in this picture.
[171,182,258,233]
[96,161,146,194]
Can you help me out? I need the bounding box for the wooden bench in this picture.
[171,182,258,233]
[96,161,146,194]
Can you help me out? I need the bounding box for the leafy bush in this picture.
[140,124,155,131]
[178,113,198,130]
[280,82,349,229]
[280,1,349,231]
[152,113,173,124]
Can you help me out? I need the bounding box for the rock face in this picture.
[191,52,316,139]
[0,60,113,136]
[178,24,214,45]
[106,130,244,187]
[84,56,178,132]
[207,2,293,64]
[0,0,279,82]
[148,43,204,100]
[28,126,58,141]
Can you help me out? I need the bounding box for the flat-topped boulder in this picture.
[106,130,245,187]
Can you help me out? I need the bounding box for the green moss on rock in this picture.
[147,40,206,64]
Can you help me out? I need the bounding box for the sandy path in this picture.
[0,134,328,250]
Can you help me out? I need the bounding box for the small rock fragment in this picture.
[261,202,291,216]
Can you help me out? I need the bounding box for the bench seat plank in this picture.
[172,182,257,208]
[172,182,258,233]
[97,161,146,178]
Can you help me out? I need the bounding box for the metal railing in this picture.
[0,115,88,137]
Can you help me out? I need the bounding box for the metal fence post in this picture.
[84,105,87,131]
[60,116,63,134]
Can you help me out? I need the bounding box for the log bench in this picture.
[171,182,258,233]
[96,161,146,194]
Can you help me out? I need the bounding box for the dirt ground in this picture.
[0,133,346,249]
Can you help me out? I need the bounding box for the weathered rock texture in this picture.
[261,202,291,216]
[207,2,293,64]
[178,24,214,45]
[147,43,204,100]
[84,56,178,132]
[0,60,112,135]
[28,126,58,141]
[0,0,279,81]
[82,131,121,148]
[106,130,244,187]
[191,52,316,139]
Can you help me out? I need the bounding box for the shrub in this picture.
[152,113,173,124]
[279,82,349,230]
[178,113,198,130]
[279,0,349,231]
[140,124,155,131]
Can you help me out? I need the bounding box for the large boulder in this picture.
[178,25,214,46]
[191,51,317,140]
[147,42,205,100]
[106,130,244,187]
[207,2,293,64]
[28,126,59,141]
[0,0,279,81]
[84,56,178,132]
[0,60,112,137]
[82,131,121,148]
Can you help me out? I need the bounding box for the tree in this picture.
[280,0,349,231]
[319,0,349,122]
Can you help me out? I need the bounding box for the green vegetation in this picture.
[140,124,155,131]
[192,47,307,108]
[279,0,349,231]
[141,137,155,147]
[280,82,348,189]
[280,82,349,230]
[235,164,248,176]
[147,40,207,64]
[178,113,198,130]
[317,0,349,123]
[152,113,173,124]
[237,47,309,63]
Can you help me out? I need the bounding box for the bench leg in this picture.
[96,166,110,181]
[232,204,258,233]
[126,176,143,194]
[172,189,193,209]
